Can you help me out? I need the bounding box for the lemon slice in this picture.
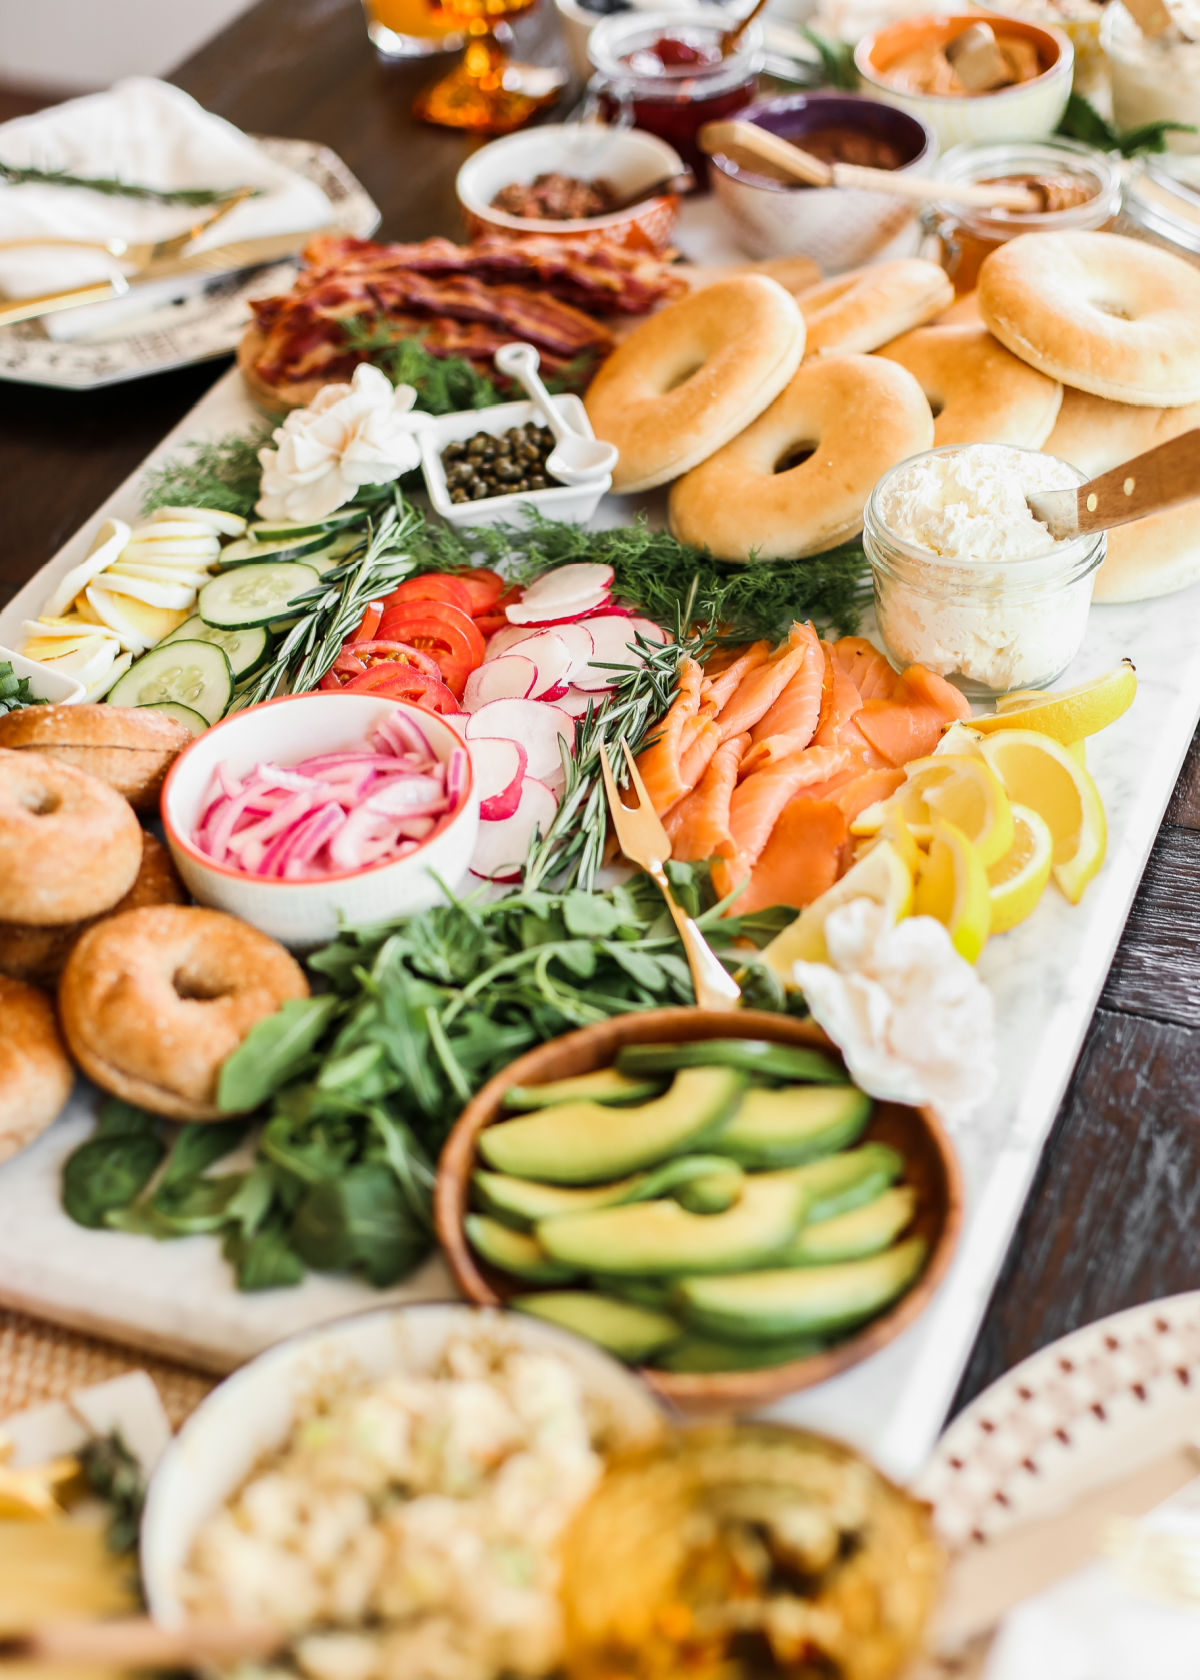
[986,804,1054,934]
[906,754,1015,868]
[857,808,925,877]
[934,722,985,758]
[979,730,1107,905]
[761,840,914,979]
[974,661,1136,743]
[913,819,991,962]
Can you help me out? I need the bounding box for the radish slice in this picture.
[513,562,614,608]
[497,631,574,698]
[556,685,607,718]
[472,738,528,821]
[483,624,538,662]
[464,700,574,786]
[463,654,537,711]
[572,614,670,690]
[506,587,611,627]
[470,777,558,882]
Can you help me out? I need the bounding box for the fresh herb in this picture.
[140,426,271,521]
[0,160,259,205]
[342,318,504,413]
[0,660,46,714]
[60,1101,165,1230]
[1057,93,1196,156]
[799,25,859,90]
[76,1430,146,1556]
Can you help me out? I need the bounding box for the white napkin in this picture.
[0,77,334,340]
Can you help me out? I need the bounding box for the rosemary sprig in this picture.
[0,160,259,205]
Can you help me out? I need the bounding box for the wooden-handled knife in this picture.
[1027,428,1200,541]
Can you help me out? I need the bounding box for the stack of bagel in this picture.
[585,231,1200,602]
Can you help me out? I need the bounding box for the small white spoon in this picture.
[493,341,618,485]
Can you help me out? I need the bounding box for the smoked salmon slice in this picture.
[665,732,748,861]
[812,647,863,749]
[738,623,824,775]
[727,799,850,916]
[725,744,850,870]
[855,664,972,767]
[678,717,720,792]
[833,636,896,702]
[714,624,816,742]
[700,641,771,712]
[634,658,704,813]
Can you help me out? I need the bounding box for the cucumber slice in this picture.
[219,531,332,565]
[199,562,319,631]
[249,509,361,542]
[107,640,232,726]
[160,614,269,678]
[139,701,208,736]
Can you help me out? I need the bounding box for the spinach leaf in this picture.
[217,994,343,1113]
[157,1120,249,1187]
[224,1217,305,1291]
[290,1163,429,1286]
[95,1099,158,1139]
[62,1133,165,1230]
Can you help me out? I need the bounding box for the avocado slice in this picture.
[774,1186,917,1266]
[537,1175,806,1276]
[676,1237,928,1342]
[590,1273,674,1309]
[713,1085,873,1167]
[771,1143,905,1223]
[653,1332,825,1374]
[465,1215,578,1284]
[512,1292,681,1363]
[478,1067,745,1184]
[503,1068,665,1110]
[675,1163,745,1215]
[471,1154,742,1230]
[617,1039,846,1085]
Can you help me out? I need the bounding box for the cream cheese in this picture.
[877,445,1075,562]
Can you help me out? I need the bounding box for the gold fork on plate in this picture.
[599,739,741,1013]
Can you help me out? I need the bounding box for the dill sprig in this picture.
[0,160,258,204]
[140,427,271,520]
[342,318,504,414]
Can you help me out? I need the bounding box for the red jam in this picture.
[600,29,758,179]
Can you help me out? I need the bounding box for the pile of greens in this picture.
[61,868,794,1292]
[0,660,47,715]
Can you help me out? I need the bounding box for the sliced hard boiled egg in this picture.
[28,634,124,691]
[129,519,225,542]
[84,586,190,654]
[40,518,132,619]
[87,572,196,611]
[104,562,214,590]
[149,505,247,538]
[86,649,133,702]
[22,615,122,643]
[120,537,220,561]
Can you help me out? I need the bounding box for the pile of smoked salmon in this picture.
[635,623,971,914]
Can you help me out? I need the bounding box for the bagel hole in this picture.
[172,965,230,1003]
[20,787,61,816]
[774,441,817,474]
[928,395,945,419]
[663,359,705,393]
[1095,299,1134,321]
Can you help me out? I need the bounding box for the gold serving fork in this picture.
[599,739,741,1012]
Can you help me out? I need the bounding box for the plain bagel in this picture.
[669,353,935,562]
[798,259,953,358]
[978,231,1200,406]
[878,322,1062,448]
[584,274,806,493]
[0,703,192,813]
[0,977,74,1166]
[58,905,309,1122]
[0,750,142,926]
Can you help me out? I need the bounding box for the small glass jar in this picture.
[1116,158,1200,265]
[1102,0,1200,159]
[864,446,1106,699]
[587,8,762,181]
[926,136,1122,294]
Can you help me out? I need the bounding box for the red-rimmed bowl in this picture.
[160,692,478,949]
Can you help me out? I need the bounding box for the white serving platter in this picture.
[2,207,1198,1481]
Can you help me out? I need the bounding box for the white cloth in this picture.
[0,77,333,340]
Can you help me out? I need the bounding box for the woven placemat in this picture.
[0,1309,214,1428]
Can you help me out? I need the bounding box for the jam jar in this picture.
[586,7,763,181]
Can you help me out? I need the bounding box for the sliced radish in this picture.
[557,685,608,718]
[573,614,669,690]
[483,623,538,662]
[470,777,557,882]
[471,737,528,821]
[498,631,575,698]
[506,587,611,627]
[463,654,537,711]
[464,699,574,787]
[504,562,615,627]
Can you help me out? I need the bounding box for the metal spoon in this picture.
[493,341,618,484]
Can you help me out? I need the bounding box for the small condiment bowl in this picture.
[418,396,612,530]
[160,692,479,949]
[0,642,85,704]
[141,1301,665,1631]
[436,1007,963,1415]
[709,90,937,270]
[456,123,685,254]
[854,13,1074,151]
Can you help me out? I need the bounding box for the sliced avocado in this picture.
[590,1273,674,1309]
[512,1292,681,1363]
[653,1333,825,1374]
[713,1085,872,1167]
[675,1163,745,1215]
[472,1155,741,1231]
[771,1143,905,1223]
[676,1237,928,1343]
[617,1039,846,1086]
[478,1067,745,1184]
[465,1215,577,1284]
[775,1187,917,1266]
[504,1069,665,1110]
[538,1175,806,1276]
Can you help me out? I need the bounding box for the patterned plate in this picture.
[0,138,379,390]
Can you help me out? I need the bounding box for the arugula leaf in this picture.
[224,1217,306,1291]
[157,1120,249,1187]
[0,661,47,714]
[217,995,344,1113]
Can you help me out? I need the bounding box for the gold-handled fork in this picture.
[599,739,741,1012]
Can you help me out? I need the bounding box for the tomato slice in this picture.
[342,663,458,712]
[318,639,441,691]
[385,573,474,616]
[473,612,509,640]
[375,602,486,698]
[350,599,384,644]
[457,568,505,616]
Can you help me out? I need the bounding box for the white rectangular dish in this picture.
[418,394,610,527]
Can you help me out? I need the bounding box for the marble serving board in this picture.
[2,219,1198,1480]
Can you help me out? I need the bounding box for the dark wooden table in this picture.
[2,0,1198,1422]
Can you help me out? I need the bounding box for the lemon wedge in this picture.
[762,840,914,979]
[934,722,985,758]
[974,661,1136,743]
[906,754,1015,868]
[857,807,926,877]
[913,819,991,962]
[979,730,1107,905]
[986,803,1054,934]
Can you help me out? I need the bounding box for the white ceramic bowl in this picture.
[161,692,479,949]
[456,122,685,252]
[419,396,612,529]
[555,0,603,80]
[855,13,1073,151]
[0,643,86,704]
[141,1301,664,1628]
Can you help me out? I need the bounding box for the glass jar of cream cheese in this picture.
[863,444,1106,698]
[1101,1,1200,157]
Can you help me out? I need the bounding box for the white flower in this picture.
[792,898,996,1127]
[256,363,428,523]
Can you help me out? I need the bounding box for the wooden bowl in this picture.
[435,1008,963,1414]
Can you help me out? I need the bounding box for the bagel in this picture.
[0,977,73,1165]
[585,274,806,493]
[878,322,1062,448]
[669,354,934,562]
[797,259,953,358]
[0,703,191,813]
[0,750,142,926]
[978,231,1200,407]
[58,905,309,1122]
[937,290,983,326]
[0,832,186,988]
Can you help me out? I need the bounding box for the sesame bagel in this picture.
[0,703,191,813]
[0,977,74,1165]
[0,750,142,926]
